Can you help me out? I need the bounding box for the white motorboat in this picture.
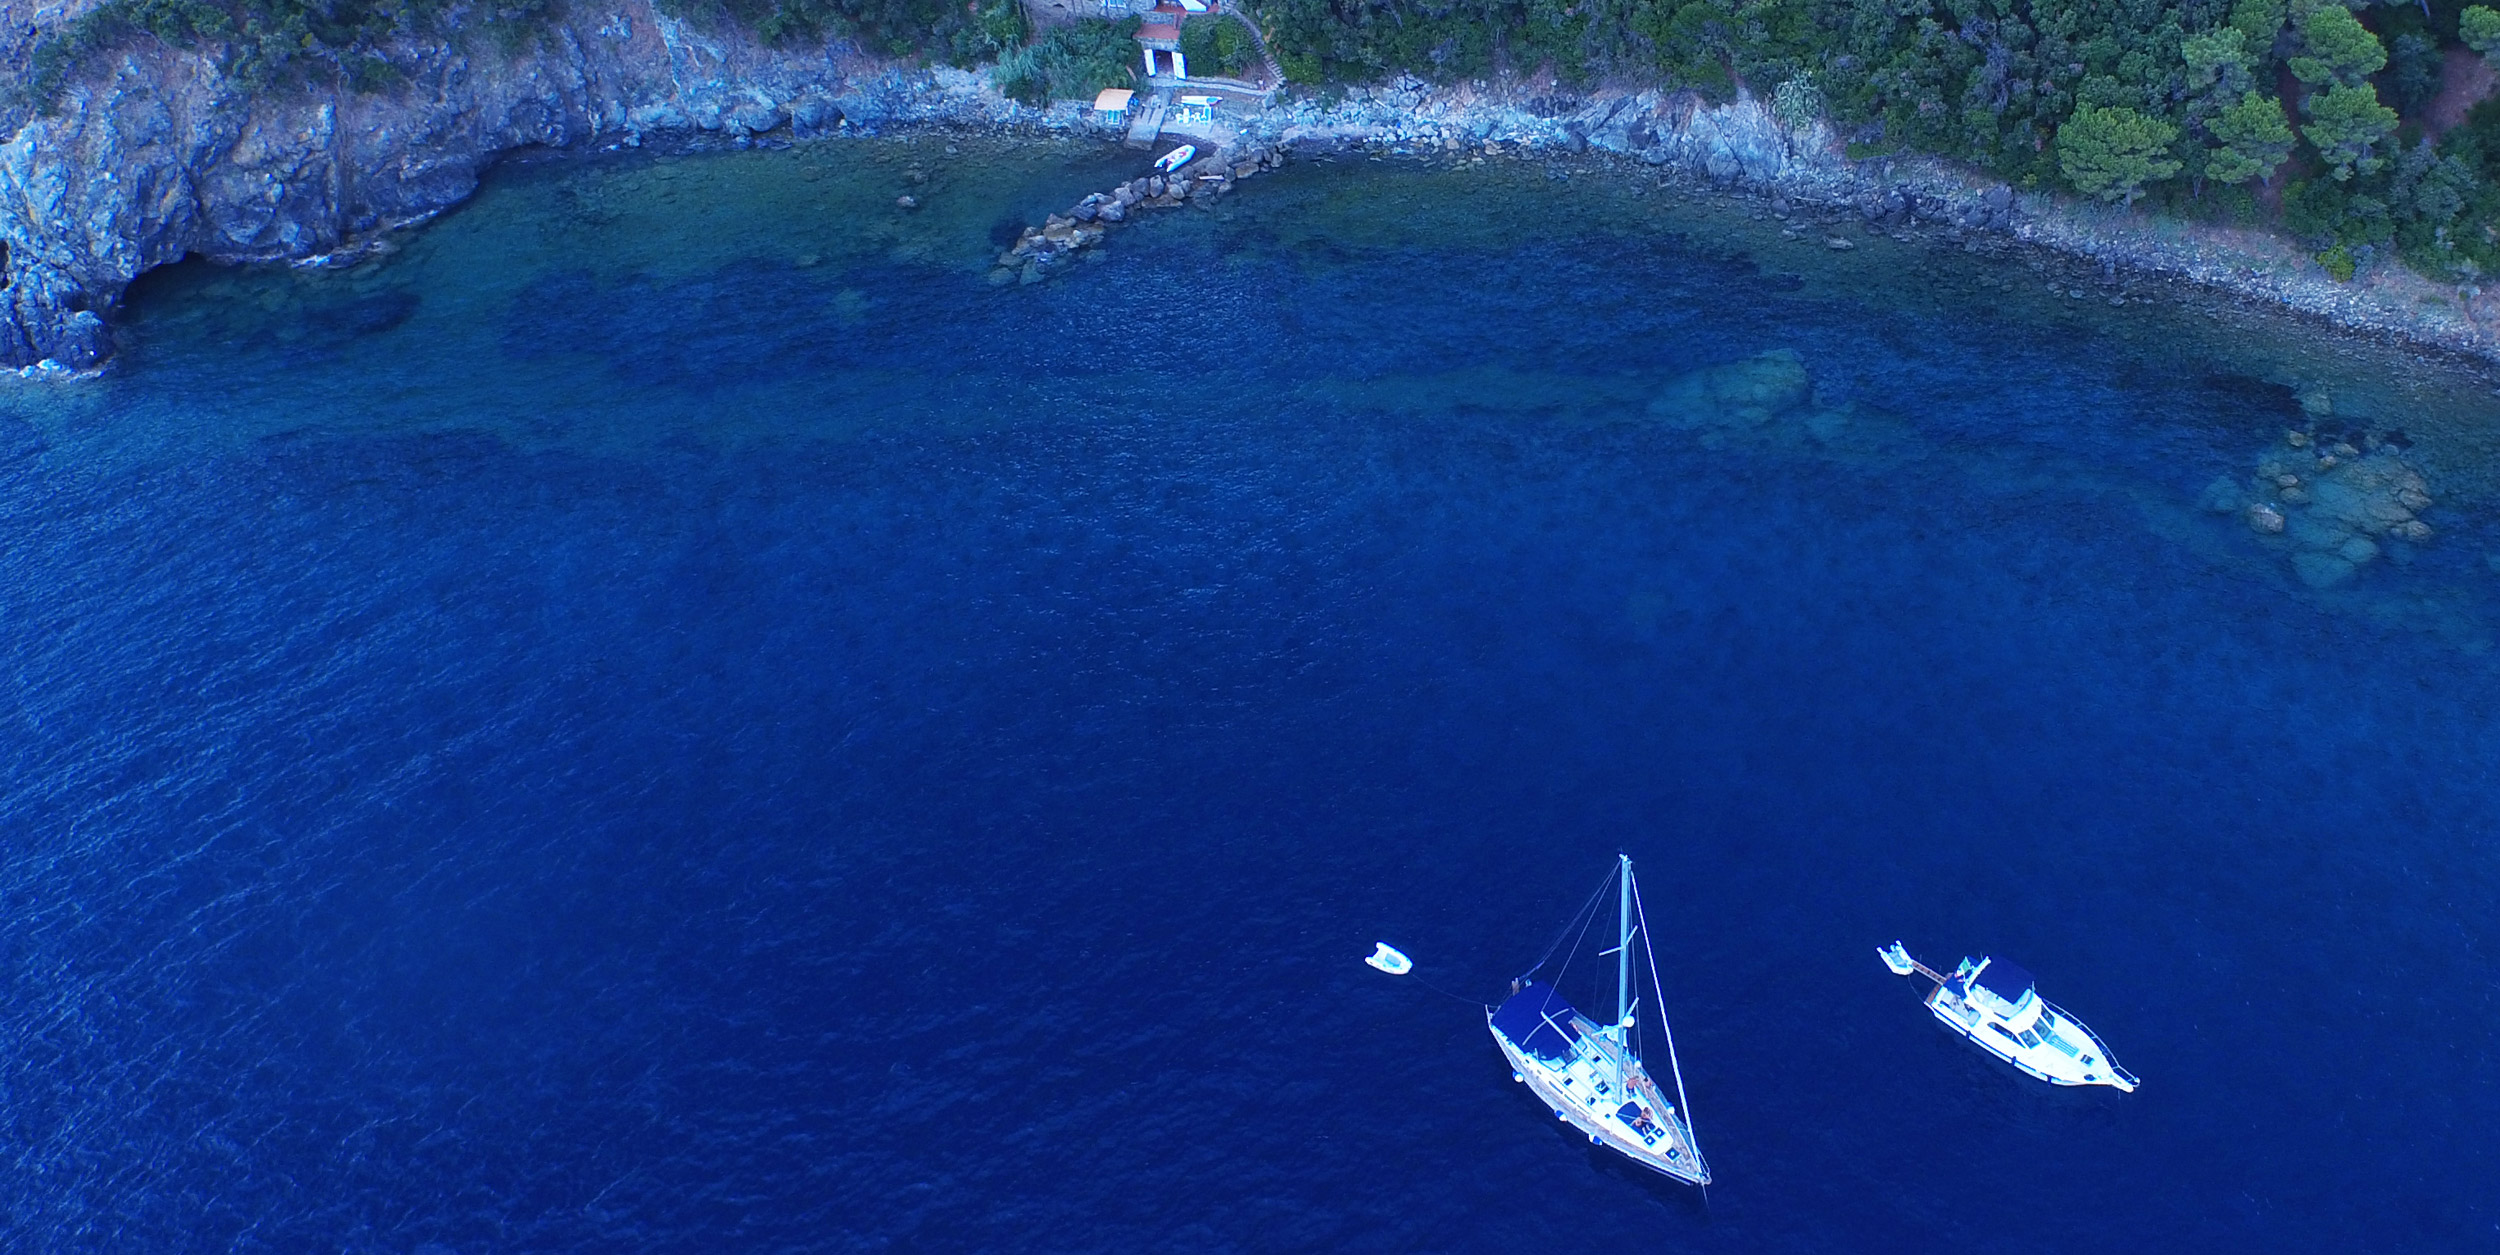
[1880,942,2138,1091]
[1151,144,1196,173]
[1488,855,1709,1185]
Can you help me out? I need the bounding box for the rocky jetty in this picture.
[2202,427,2436,589]
[991,144,1286,285]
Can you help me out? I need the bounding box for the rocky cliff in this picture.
[0,6,1033,372]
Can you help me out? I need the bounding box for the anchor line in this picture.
[1410,973,1495,1006]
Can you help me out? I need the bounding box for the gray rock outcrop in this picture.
[0,7,1048,371]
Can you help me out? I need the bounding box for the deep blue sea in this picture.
[3,137,2498,1253]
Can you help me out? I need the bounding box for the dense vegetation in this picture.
[1249,0,2500,280]
[18,0,1028,107]
[1182,13,1261,77]
[996,16,1142,104]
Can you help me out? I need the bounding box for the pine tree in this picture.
[2302,82,2400,180]
[2287,5,2386,88]
[2206,92,2297,185]
[2058,105,2185,205]
[2464,5,2500,60]
[2182,28,2254,97]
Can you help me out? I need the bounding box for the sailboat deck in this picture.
[1492,1009,1710,1185]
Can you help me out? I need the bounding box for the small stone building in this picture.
[1137,5,1187,80]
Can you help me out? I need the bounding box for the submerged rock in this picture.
[1648,349,1813,429]
[2228,428,2435,587]
[2293,551,2359,588]
[2200,475,2245,514]
[1642,348,1871,451]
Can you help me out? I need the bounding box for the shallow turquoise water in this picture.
[1,135,2497,1252]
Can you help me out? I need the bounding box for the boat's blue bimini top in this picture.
[1492,982,1584,1064]
[1972,958,2036,1004]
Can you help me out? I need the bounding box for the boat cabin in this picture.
[1960,957,2043,1028]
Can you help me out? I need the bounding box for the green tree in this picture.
[2287,5,2385,87]
[2207,91,2298,184]
[2388,32,2441,115]
[2182,28,2254,97]
[2230,0,2289,54]
[2463,5,2500,59]
[2303,81,2400,179]
[2058,104,2184,204]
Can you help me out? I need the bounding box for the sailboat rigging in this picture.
[1487,854,1710,1185]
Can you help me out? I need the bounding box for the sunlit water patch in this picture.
[0,137,2496,1253]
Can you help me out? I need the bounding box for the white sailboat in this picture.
[1880,942,2138,1091]
[1488,855,1710,1185]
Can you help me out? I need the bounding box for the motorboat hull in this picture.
[1923,986,2137,1091]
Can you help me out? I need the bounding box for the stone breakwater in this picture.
[991,144,1288,285]
[7,20,2500,375]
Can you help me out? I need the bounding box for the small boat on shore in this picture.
[1489,855,1709,1185]
[1880,942,2138,1091]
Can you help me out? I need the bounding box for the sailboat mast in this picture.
[1616,854,1634,1084]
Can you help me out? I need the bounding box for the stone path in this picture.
[1124,91,1171,149]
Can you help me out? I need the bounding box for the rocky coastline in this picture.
[8,7,2500,376]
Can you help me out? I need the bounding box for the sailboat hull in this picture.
[1488,990,1709,1185]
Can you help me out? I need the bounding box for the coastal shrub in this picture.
[18,0,456,104]
[18,0,1038,108]
[995,17,1140,105]
[680,0,1024,56]
[1771,74,1823,132]
[2318,242,2357,282]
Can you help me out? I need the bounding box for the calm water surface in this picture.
[2,137,2497,1253]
